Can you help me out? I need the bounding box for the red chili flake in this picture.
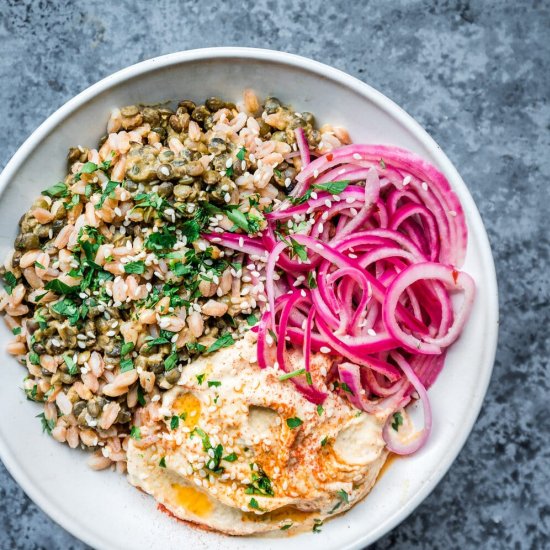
[452,269,459,284]
[326,153,333,161]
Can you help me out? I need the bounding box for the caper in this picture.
[301,112,315,124]
[32,341,46,354]
[156,164,174,181]
[205,97,225,112]
[178,100,196,112]
[121,113,143,131]
[151,126,167,139]
[203,170,220,185]
[15,233,40,250]
[142,107,160,126]
[264,97,282,114]
[115,409,132,424]
[169,114,183,132]
[212,154,229,172]
[203,114,215,131]
[120,105,139,117]
[164,368,181,384]
[208,137,227,154]
[158,149,175,163]
[11,251,21,268]
[185,161,204,177]
[257,118,271,137]
[87,400,101,418]
[158,182,174,197]
[125,181,139,192]
[271,131,287,142]
[67,147,84,163]
[73,400,87,417]
[191,105,210,122]
[174,184,193,200]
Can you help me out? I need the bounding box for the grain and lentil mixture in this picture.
[0,90,350,472]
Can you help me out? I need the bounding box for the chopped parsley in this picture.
[124,261,146,274]
[248,498,261,510]
[3,272,18,294]
[159,456,167,468]
[119,357,134,372]
[278,368,305,381]
[246,314,259,326]
[130,426,141,440]
[236,147,246,161]
[313,180,350,194]
[392,411,404,432]
[316,405,324,416]
[191,427,224,473]
[44,280,80,295]
[321,436,328,447]
[223,452,238,462]
[164,352,179,372]
[63,354,79,376]
[145,228,177,251]
[280,522,293,531]
[207,333,235,353]
[196,373,205,385]
[37,412,55,435]
[245,464,274,496]
[313,519,323,533]
[286,417,303,429]
[120,341,135,356]
[96,181,119,209]
[28,351,40,366]
[207,380,221,388]
[11,327,21,336]
[307,272,317,289]
[42,182,68,198]
[336,489,349,504]
[186,342,207,354]
[340,382,354,395]
[170,415,180,430]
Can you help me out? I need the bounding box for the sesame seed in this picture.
[320,346,331,353]
[313,169,319,178]
[239,237,244,247]
[403,175,411,186]
[324,199,332,208]
[311,191,318,200]
[449,210,457,217]
[353,153,362,160]
[367,328,377,336]
[422,181,429,191]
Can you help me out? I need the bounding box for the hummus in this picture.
[127,332,390,534]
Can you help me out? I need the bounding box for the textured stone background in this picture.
[0,0,548,548]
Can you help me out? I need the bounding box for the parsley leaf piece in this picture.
[37,412,55,435]
[246,314,259,327]
[320,436,328,447]
[223,452,238,462]
[236,147,246,161]
[130,426,141,440]
[96,180,119,209]
[63,354,79,375]
[44,280,80,295]
[207,380,221,388]
[392,411,404,432]
[42,182,68,198]
[137,385,146,406]
[164,352,178,372]
[159,456,167,468]
[12,327,21,336]
[145,229,177,252]
[207,333,235,353]
[120,341,135,356]
[286,417,303,429]
[280,523,293,531]
[307,272,317,289]
[336,489,349,504]
[80,162,98,174]
[124,261,145,275]
[119,357,134,372]
[186,342,206,354]
[249,498,261,510]
[340,382,354,395]
[3,272,17,294]
[196,373,205,385]
[170,415,180,430]
[28,352,40,366]
[278,368,305,381]
[316,405,324,416]
[289,237,308,262]
[313,180,350,195]
[180,219,201,244]
[225,207,249,233]
[313,519,323,533]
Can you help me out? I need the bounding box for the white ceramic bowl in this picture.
[0,48,498,550]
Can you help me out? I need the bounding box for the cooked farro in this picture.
[0,90,346,469]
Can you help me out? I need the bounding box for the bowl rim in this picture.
[0,46,498,549]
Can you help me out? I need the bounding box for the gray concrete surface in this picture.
[0,0,548,548]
